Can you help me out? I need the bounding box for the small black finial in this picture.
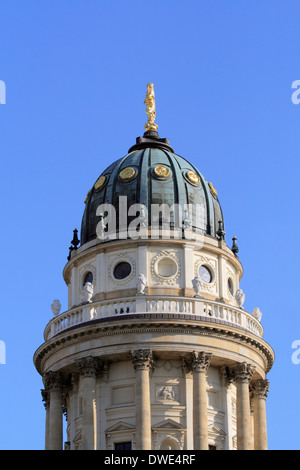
[67,245,74,261]
[71,228,80,249]
[231,236,239,257]
[217,220,225,240]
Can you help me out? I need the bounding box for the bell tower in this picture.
[34,84,274,450]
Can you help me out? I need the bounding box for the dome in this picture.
[80,131,225,246]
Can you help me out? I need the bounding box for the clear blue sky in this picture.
[0,0,299,450]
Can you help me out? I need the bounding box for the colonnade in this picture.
[42,350,269,450]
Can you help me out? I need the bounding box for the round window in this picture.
[113,262,132,280]
[83,271,93,286]
[198,265,212,283]
[157,257,177,278]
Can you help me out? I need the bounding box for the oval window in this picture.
[198,265,212,283]
[113,262,132,280]
[228,277,234,296]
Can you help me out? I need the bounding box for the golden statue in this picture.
[144,83,158,132]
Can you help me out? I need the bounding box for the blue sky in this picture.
[0,0,299,450]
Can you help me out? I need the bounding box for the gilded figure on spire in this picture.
[144,83,158,132]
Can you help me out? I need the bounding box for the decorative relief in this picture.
[194,255,217,293]
[156,385,178,402]
[151,250,181,285]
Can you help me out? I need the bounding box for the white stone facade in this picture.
[34,233,273,450]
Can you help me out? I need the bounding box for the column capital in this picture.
[131,349,153,371]
[41,389,49,409]
[75,356,98,378]
[43,371,63,392]
[252,379,269,399]
[191,351,212,373]
[235,362,255,383]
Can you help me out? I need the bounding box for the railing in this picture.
[44,296,264,341]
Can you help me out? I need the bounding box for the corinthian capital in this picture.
[252,379,269,399]
[235,362,255,383]
[75,356,98,378]
[43,371,63,392]
[131,349,153,371]
[191,351,212,373]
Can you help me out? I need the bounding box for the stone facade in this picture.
[34,235,274,450]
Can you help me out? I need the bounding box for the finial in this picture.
[216,220,225,240]
[71,228,80,249]
[231,236,239,257]
[144,83,158,132]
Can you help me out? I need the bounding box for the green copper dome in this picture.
[80,131,224,246]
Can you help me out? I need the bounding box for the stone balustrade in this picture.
[44,296,263,341]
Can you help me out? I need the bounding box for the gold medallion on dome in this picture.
[153,165,170,178]
[84,190,91,204]
[208,182,218,198]
[94,175,106,191]
[119,167,136,181]
[186,170,200,185]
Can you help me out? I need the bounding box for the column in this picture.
[191,351,212,450]
[252,379,269,450]
[43,371,63,450]
[182,359,194,450]
[235,362,255,450]
[220,367,234,450]
[41,389,50,450]
[131,349,153,450]
[76,356,98,450]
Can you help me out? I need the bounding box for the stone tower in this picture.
[34,84,274,450]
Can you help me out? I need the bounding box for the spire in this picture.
[144,83,158,132]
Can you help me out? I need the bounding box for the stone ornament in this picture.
[131,349,153,371]
[191,351,212,373]
[83,282,94,303]
[252,379,269,399]
[235,362,255,383]
[156,385,176,401]
[252,307,262,322]
[43,371,63,392]
[192,276,203,298]
[136,273,147,295]
[76,356,98,378]
[51,299,61,316]
[235,289,245,308]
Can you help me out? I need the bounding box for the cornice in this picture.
[33,314,274,377]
